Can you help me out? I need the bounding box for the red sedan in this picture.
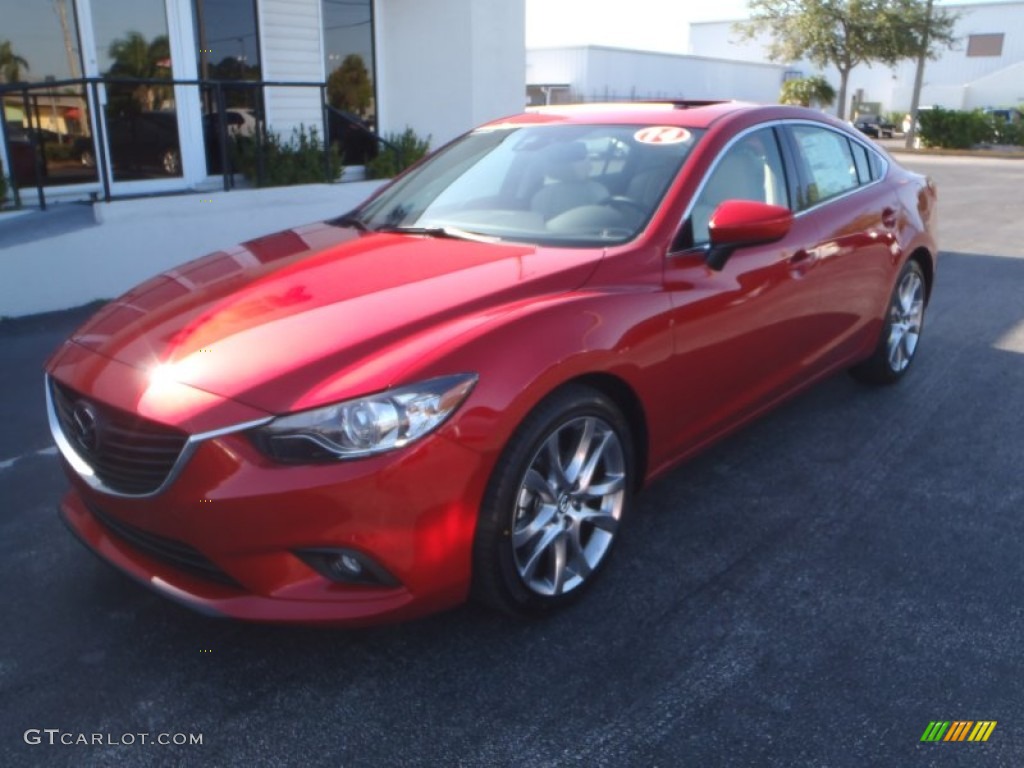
[46,102,937,624]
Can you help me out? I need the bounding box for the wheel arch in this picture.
[908,247,935,303]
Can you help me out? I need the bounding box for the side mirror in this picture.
[705,200,794,271]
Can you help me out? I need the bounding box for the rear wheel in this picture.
[472,385,635,617]
[851,259,927,385]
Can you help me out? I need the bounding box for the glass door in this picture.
[76,0,203,194]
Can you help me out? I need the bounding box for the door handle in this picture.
[881,207,897,229]
[788,248,818,277]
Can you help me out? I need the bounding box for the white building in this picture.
[688,1,1024,114]
[527,45,787,107]
[1,0,525,203]
[0,0,525,318]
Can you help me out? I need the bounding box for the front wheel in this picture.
[472,385,635,617]
[850,259,928,385]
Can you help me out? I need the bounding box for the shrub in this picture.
[366,128,431,179]
[232,124,342,187]
[43,143,77,163]
[988,116,1024,147]
[917,108,994,149]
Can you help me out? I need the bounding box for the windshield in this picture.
[356,123,703,246]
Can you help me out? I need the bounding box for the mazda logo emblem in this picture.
[70,401,101,454]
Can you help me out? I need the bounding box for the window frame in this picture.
[669,118,890,255]
[777,121,889,214]
[670,123,794,254]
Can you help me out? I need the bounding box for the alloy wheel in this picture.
[511,415,626,597]
[886,268,925,373]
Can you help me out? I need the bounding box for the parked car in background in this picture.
[3,126,52,187]
[6,134,39,186]
[853,113,895,138]
[73,110,258,176]
[982,107,1023,124]
[74,111,181,175]
[46,101,938,625]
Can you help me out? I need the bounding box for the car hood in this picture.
[58,221,603,414]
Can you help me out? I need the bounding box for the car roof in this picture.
[488,101,758,130]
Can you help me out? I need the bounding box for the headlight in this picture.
[252,374,477,462]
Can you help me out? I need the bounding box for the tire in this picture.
[850,259,927,386]
[472,385,635,617]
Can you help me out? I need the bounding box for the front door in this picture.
[75,0,204,195]
[661,126,828,457]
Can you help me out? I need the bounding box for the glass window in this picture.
[322,0,376,164]
[690,127,788,245]
[868,149,885,180]
[0,0,97,188]
[789,125,858,209]
[91,0,181,180]
[850,140,872,184]
[193,0,262,174]
[356,123,703,247]
[967,33,1004,57]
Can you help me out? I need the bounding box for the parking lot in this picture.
[1,152,1023,766]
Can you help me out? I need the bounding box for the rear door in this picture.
[780,122,900,364]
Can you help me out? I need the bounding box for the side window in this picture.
[850,140,872,184]
[690,127,788,245]
[789,125,859,209]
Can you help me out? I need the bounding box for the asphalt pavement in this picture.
[1,152,1023,767]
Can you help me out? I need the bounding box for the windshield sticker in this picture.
[634,126,691,145]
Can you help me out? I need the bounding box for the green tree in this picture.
[327,54,373,116]
[898,0,959,148]
[737,0,956,120]
[0,40,29,83]
[780,75,836,108]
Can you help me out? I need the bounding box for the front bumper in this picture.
[57,421,489,624]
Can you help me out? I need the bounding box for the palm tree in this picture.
[0,40,30,83]
[106,32,172,113]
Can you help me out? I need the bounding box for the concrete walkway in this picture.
[0,180,383,318]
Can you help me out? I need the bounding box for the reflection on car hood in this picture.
[65,221,602,413]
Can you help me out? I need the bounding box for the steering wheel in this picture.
[604,196,647,218]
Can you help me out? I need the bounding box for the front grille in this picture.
[87,502,241,588]
[51,379,188,495]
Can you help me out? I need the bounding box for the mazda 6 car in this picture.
[46,101,937,624]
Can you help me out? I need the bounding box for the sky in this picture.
[524,0,1013,55]
[525,0,750,53]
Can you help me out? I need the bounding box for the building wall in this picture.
[375,0,526,148]
[688,1,1024,114]
[0,181,385,317]
[527,46,787,105]
[260,0,329,140]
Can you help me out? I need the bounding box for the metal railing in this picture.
[0,76,391,210]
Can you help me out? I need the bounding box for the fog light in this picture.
[297,548,399,587]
